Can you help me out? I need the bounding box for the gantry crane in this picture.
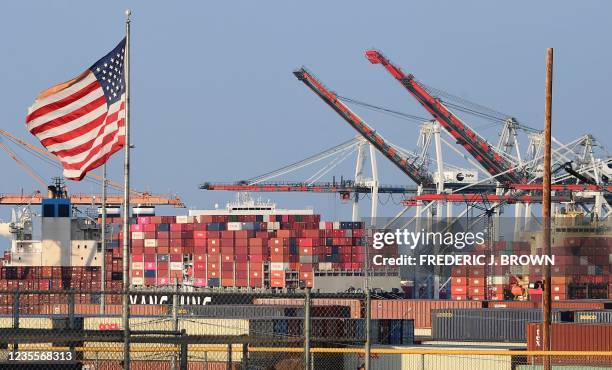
[365,50,527,185]
[294,67,435,187]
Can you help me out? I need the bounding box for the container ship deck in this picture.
[0,190,400,310]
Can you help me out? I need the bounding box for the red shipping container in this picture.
[235,246,248,255]
[249,238,264,247]
[234,231,248,239]
[170,254,182,262]
[234,238,248,248]
[250,254,264,263]
[277,230,295,238]
[270,278,285,287]
[235,270,248,279]
[132,254,144,262]
[207,270,219,278]
[249,245,267,255]
[468,268,486,277]
[468,278,485,287]
[219,238,233,247]
[171,239,185,248]
[194,231,207,239]
[221,231,234,239]
[270,270,284,279]
[157,261,168,270]
[298,238,315,247]
[206,231,221,239]
[194,270,206,278]
[527,322,612,363]
[235,262,248,271]
[235,254,248,263]
[194,254,207,262]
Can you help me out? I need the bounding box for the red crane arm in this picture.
[294,68,434,187]
[403,193,572,204]
[365,50,526,185]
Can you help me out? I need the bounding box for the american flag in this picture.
[26,39,127,180]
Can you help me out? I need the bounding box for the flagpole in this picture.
[100,163,107,315]
[122,9,132,370]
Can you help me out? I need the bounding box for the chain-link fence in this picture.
[0,289,611,369]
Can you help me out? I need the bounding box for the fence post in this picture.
[304,288,311,370]
[172,280,179,370]
[180,330,188,370]
[12,288,19,350]
[227,344,232,370]
[242,343,248,370]
[365,289,371,370]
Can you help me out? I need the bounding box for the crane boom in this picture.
[0,193,185,207]
[404,193,573,204]
[0,140,47,189]
[294,67,434,187]
[365,50,526,184]
[201,181,418,194]
[0,129,143,195]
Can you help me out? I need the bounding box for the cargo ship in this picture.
[0,182,400,308]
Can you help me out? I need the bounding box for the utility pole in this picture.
[542,48,553,370]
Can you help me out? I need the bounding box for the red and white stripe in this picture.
[26,71,125,180]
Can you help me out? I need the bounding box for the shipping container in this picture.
[527,322,612,365]
[371,299,482,328]
[573,310,612,323]
[432,309,573,342]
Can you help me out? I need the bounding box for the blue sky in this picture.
[1,1,610,226]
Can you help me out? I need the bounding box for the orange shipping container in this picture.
[370,299,482,328]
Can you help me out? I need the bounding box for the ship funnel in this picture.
[47,185,57,199]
